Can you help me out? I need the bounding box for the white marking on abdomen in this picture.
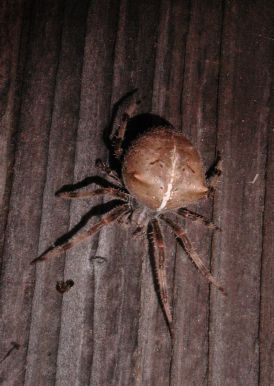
[157,143,178,211]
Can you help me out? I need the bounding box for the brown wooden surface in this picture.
[0,1,273,385]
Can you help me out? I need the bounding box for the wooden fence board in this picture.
[0,1,273,385]
[209,2,274,386]
[170,1,223,385]
[259,31,274,386]
[24,1,89,385]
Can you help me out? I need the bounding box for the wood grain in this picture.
[0,1,273,385]
[209,2,273,385]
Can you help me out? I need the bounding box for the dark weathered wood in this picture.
[209,1,274,386]
[0,1,66,384]
[23,1,89,385]
[259,46,274,386]
[0,1,273,385]
[169,2,223,385]
[0,0,25,274]
[49,2,121,385]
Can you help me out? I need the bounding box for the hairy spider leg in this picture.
[95,159,123,187]
[31,204,129,264]
[160,216,226,295]
[112,93,141,159]
[57,187,130,201]
[177,208,220,231]
[150,218,173,328]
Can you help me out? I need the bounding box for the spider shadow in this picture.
[205,150,221,180]
[38,199,124,259]
[55,175,119,197]
[103,89,174,175]
[122,113,172,150]
[147,223,172,335]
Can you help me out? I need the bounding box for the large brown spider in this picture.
[32,91,225,334]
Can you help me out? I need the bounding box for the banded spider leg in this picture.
[160,216,226,295]
[32,196,130,264]
[150,218,173,331]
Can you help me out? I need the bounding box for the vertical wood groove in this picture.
[0,1,273,385]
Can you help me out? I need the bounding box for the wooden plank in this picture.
[106,2,169,386]
[209,1,274,385]
[54,1,121,385]
[169,1,224,385]
[130,2,190,385]
[0,0,25,270]
[23,1,89,385]
[259,54,274,386]
[0,3,27,383]
[0,1,273,385]
[0,1,66,385]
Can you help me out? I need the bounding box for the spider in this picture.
[32,91,225,334]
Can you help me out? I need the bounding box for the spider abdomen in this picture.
[122,127,208,211]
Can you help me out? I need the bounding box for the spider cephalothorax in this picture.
[32,91,225,333]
